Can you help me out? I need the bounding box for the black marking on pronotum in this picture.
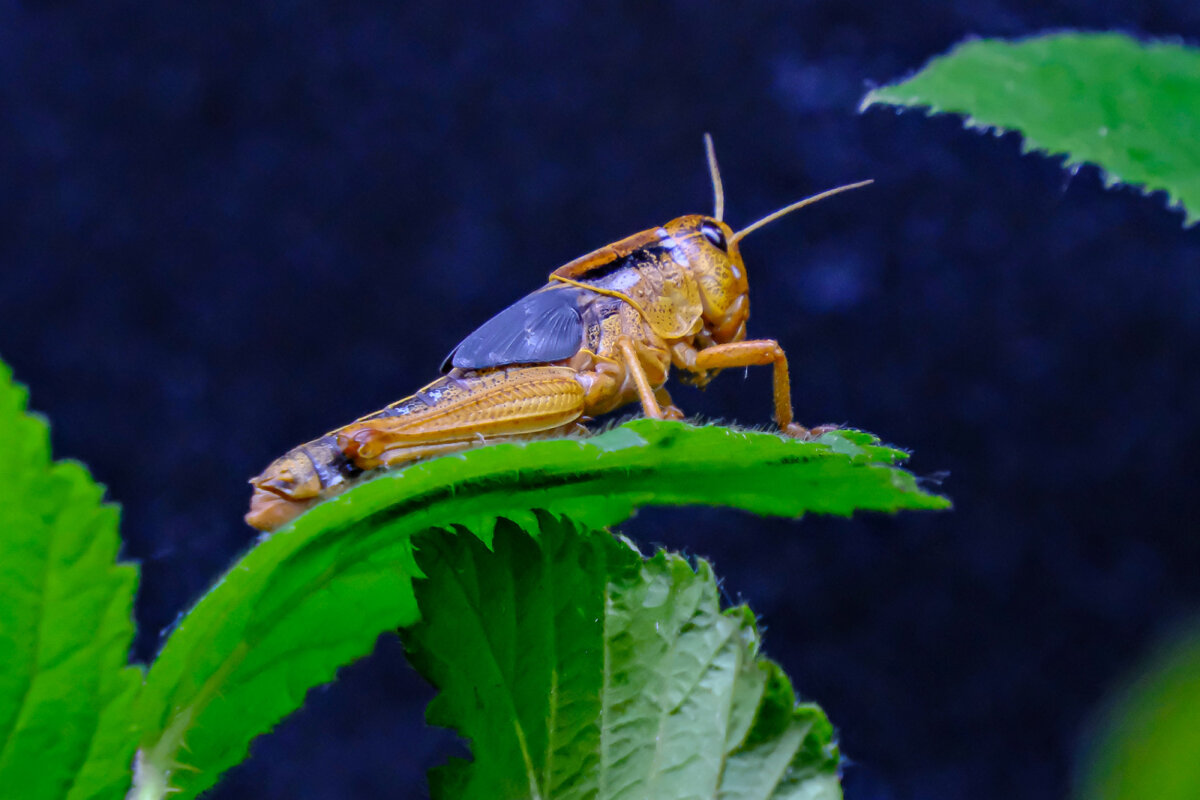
[574,254,628,282]
[576,245,672,283]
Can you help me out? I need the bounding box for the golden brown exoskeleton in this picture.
[246,136,870,531]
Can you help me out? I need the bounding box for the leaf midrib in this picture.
[438,534,543,800]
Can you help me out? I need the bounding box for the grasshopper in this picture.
[246,137,870,531]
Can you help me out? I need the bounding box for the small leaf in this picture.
[1076,625,1200,800]
[862,33,1200,224]
[406,514,842,800]
[132,420,944,798]
[0,360,142,800]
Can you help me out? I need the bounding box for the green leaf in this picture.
[862,33,1200,225]
[406,514,842,800]
[132,420,945,798]
[1076,625,1200,800]
[0,360,142,800]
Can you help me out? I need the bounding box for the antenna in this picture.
[730,180,873,244]
[703,133,725,222]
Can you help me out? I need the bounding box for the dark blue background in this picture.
[3,1,1199,798]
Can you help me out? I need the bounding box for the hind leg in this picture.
[338,366,589,468]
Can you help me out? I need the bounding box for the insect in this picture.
[245,136,870,531]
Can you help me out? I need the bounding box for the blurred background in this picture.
[2,2,1199,798]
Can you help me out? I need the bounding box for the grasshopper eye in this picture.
[701,221,727,251]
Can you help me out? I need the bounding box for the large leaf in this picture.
[130,420,946,798]
[0,361,142,800]
[406,514,842,800]
[1076,625,1200,800]
[862,33,1200,224]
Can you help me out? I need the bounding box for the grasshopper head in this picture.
[671,134,872,344]
[658,213,749,344]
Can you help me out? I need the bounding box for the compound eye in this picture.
[701,220,727,250]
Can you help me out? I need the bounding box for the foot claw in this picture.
[661,405,686,421]
[783,422,840,441]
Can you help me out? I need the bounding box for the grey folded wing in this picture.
[441,285,589,372]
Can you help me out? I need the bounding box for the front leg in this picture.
[689,339,830,439]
